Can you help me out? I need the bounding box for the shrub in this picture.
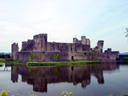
[53,53,60,61]
[84,52,87,55]
[42,51,45,54]
[31,54,35,59]
[28,54,35,62]
[123,57,128,64]
[29,57,31,62]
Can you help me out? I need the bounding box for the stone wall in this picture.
[12,33,119,62]
[18,51,69,62]
[12,43,19,60]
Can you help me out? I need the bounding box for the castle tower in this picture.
[41,33,47,51]
[97,40,104,53]
[21,41,27,51]
[33,33,47,51]
[73,37,78,43]
[86,39,90,45]
[81,36,86,45]
[12,43,19,60]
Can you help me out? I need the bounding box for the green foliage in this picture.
[39,56,42,59]
[0,54,5,58]
[0,90,36,96]
[61,91,72,96]
[84,52,87,55]
[6,60,22,65]
[0,58,5,63]
[123,57,128,64]
[27,61,101,66]
[53,53,60,61]
[0,90,128,96]
[31,54,35,59]
[42,51,45,54]
[29,57,31,62]
[28,54,35,62]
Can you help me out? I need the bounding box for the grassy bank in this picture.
[6,60,23,65]
[0,58,5,63]
[27,61,101,66]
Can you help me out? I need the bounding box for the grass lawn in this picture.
[27,60,101,66]
[6,60,23,65]
[0,58,5,63]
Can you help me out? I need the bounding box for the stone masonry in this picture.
[12,33,119,62]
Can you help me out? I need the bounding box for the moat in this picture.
[0,63,128,96]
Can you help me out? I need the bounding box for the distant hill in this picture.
[120,52,128,55]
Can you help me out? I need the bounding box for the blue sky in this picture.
[0,0,128,53]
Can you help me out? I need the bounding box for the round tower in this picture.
[12,43,19,60]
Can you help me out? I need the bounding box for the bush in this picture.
[28,54,35,62]
[53,53,60,61]
[42,51,45,54]
[31,54,35,59]
[84,52,87,55]
[123,57,128,64]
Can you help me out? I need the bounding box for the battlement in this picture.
[73,36,90,45]
[33,33,47,39]
[11,33,119,62]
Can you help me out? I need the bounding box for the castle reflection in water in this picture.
[11,63,119,92]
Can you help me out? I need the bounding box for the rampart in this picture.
[12,33,119,62]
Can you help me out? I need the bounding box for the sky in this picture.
[0,0,128,53]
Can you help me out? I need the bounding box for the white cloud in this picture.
[0,0,128,53]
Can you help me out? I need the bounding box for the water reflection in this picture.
[10,63,119,93]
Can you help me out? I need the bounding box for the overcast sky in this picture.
[0,0,128,53]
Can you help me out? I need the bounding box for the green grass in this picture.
[0,58,5,63]
[27,60,101,66]
[6,60,23,65]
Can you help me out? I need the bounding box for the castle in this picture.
[12,33,119,62]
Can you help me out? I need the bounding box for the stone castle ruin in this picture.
[12,33,119,62]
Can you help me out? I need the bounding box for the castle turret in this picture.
[81,36,86,45]
[97,40,104,53]
[86,39,90,45]
[33,33,47,51]
[12,43,19,60]
[73,37,78,43]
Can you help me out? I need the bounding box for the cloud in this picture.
[0,0,128,52]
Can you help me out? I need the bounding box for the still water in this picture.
[0,63,128,96]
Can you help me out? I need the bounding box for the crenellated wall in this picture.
[12,33,119,62]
